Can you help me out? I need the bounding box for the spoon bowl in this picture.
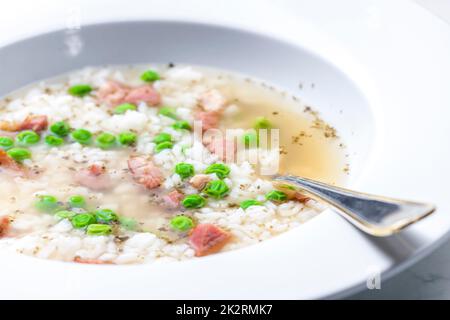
[274,175,436,236]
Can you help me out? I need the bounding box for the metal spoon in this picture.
[273,175,436,236]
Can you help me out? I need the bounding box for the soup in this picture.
[0,65,347,264]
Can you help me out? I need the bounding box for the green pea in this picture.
[118,132,137,146]
[16,130,40,146]
[175,163,195,179]
[155,141,173,153]
[240,199,263,210]
[172,120,191,131]
[71,213,96,229]
[170,215,194,232]
[96,132,117,149]
[55,210,76,220]
[68,195,86,208]
[140,70,160,82]
[181,194,206,209]
[50,121,71,137]
[265,190,288,203]
[71,128,92,145]
[7,148,31,162]
[0,136,14,150]
[153,133,172,144]
[119,216,138,231]
[35,195,59,213]
[158,106,178,120]
[45,135,64,147]
[114,103,137,114]
[204,180,230,199]
[243,131,259,147]
[204,163,230,179]
[68,84,92,97]
[253,117,271,130]
[86,224,112,236]
[94,209,118,224]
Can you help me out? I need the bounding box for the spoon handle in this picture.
[274,175,435,236]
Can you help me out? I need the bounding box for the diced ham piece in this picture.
[0,149,26,176]
[0,120,20,132]
[96,81,130,107]
[0,115,48,133]
[124,85,161,106]
[276,186,311,204]
[18,115,48,132]
[162,189,184,209]
[294,192,311,203]
[189,174,211,190]
[128,156,163,190]
[203,135,237,162]
[97,81,161,107]
[0,216,10,238]
[199,89,226,112]
[189,223,231,257]
[195,111,221,132]
[74,257,112,264]
[74,164,111,191]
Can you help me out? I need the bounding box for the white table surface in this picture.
[349,0,450,300]
[1,0,449,300]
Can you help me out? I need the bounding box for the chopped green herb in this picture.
[204,180,229,199]
[204,163,230,179]
[175,163,195,179]
[170,215,194,232]
[181,194,206,209]
[68,84,92,97]
[114,103,137,114]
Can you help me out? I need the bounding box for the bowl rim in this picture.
[1,0,450,299]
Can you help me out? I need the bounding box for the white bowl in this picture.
[0,0,450,299]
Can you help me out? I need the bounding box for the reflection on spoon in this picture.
[273,175,436,236]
